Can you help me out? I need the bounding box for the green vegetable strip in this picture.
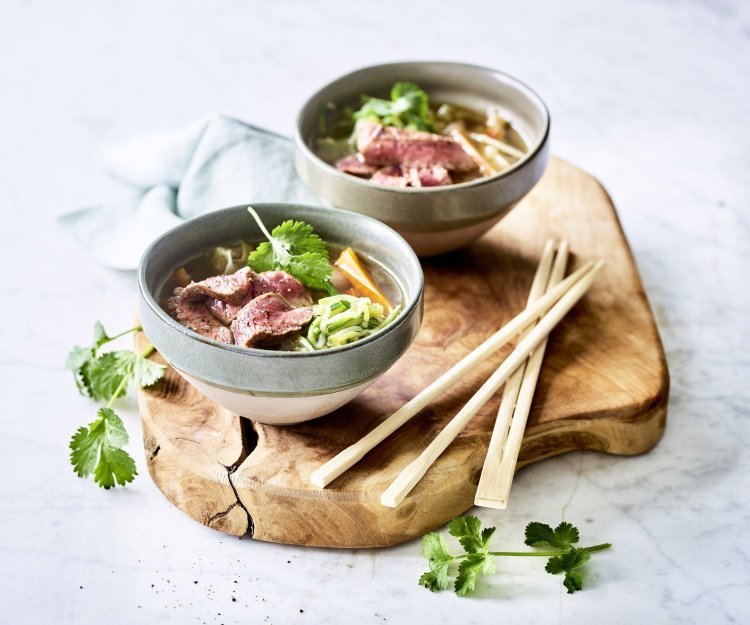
[302,294,401,351]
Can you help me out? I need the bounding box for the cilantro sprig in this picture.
[66,322,165,488]
[353,82,435,132]
[420,516,611,596]
[246,206,336,294]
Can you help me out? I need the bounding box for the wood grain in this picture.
[136,157,669,548]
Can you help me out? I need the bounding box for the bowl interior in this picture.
[140,203,423,356]
[298,61,549,185]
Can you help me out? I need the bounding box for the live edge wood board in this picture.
[136,157,669,548]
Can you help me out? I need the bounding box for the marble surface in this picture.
[1,1,749,623]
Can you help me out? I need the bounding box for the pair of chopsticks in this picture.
[310,242,604,508]
[474,239,569,509]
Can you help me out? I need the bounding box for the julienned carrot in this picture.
[334,247,393,313]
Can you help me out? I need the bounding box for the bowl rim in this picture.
[137,202,424,359]
[294,60,551,194]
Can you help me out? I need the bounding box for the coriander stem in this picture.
[581,543,612,553]
[104,325,143,345]
[247,206,275,242]
[105,343,157,408]
[107,376,130,409]
[324,280,338,296]
[451,543,613,559]
[487,551,559,557]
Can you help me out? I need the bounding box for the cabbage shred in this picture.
[297,294,401,351]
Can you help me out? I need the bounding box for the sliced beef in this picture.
[180,266,254,305]
[209,271,310,323]
[169,267,313,345]
[208,298,243,325]
[254,271,313,307]
[356,123,478,173]
[408,165,452,187]
[230,293,313,348]
[371,165,410,188]
[167,290,234,344]
[335,153,378,177]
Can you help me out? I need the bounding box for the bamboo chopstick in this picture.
[474,241,559,505]
[474,241,570,509]
[309,259,597,489]
[380,259,604,508]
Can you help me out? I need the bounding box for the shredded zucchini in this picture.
[299,294,401,351]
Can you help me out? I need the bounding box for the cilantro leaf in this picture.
[246,240,275,273]
[445,516,497,594]
[353,82,434,132]
[69,407,137,488]
[545,547,591,594]
[454,553,487,596]
[86,350,166,401]
[86,352,130,401]
[92,321,111,348]
[246,207,333,291]
[130,353,167,387]
[448,515,491,554]
[391,82,430,122]
[66,345,94,372]
[419,533,453,592]
[65,345,96,396]
[287,252,338,291]
[525,521,580,549]
[269,219,328,257]
[418,571,444,593]
[481,526,496,549]
[65,322,146,398]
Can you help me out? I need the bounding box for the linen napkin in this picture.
[59,114,320,270]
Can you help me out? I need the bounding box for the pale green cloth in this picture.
[59,114,319,270]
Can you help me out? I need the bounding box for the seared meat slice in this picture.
[254,271,313,307]
[408,165,452,187]
[231,293,313,348]
[335,153,378,177]
[167,290,234,344]
[180,267,254,305]
[371,166,410,188]
[208,298,243,325]
[356,123,477,173]
[209,271,311,323]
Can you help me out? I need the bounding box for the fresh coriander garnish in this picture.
[246,206,336,294]
[353,82,434,132]
[419,515,611,596]
[70,408,137,489]
[66,322,165,488]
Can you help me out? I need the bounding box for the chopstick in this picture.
[309,259,597,489]
[474,241,570,509]
[474,241,558,503]
[380,258,604,508]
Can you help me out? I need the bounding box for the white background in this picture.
[1,1,749,623]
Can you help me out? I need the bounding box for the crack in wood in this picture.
[221,416,257,538]
[207,501,239,526]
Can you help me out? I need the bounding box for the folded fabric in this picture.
[59,114,320,270]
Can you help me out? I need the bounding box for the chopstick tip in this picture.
[379,493,399,508]
[473,496,508,510]
[309,472,327,488]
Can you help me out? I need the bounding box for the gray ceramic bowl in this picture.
[137,203,423,425]
[294,61,550,256]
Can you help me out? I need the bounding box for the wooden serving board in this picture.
[136,157,669,548]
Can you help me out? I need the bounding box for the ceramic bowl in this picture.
[294,61,550,256]
[137,203,424,425]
